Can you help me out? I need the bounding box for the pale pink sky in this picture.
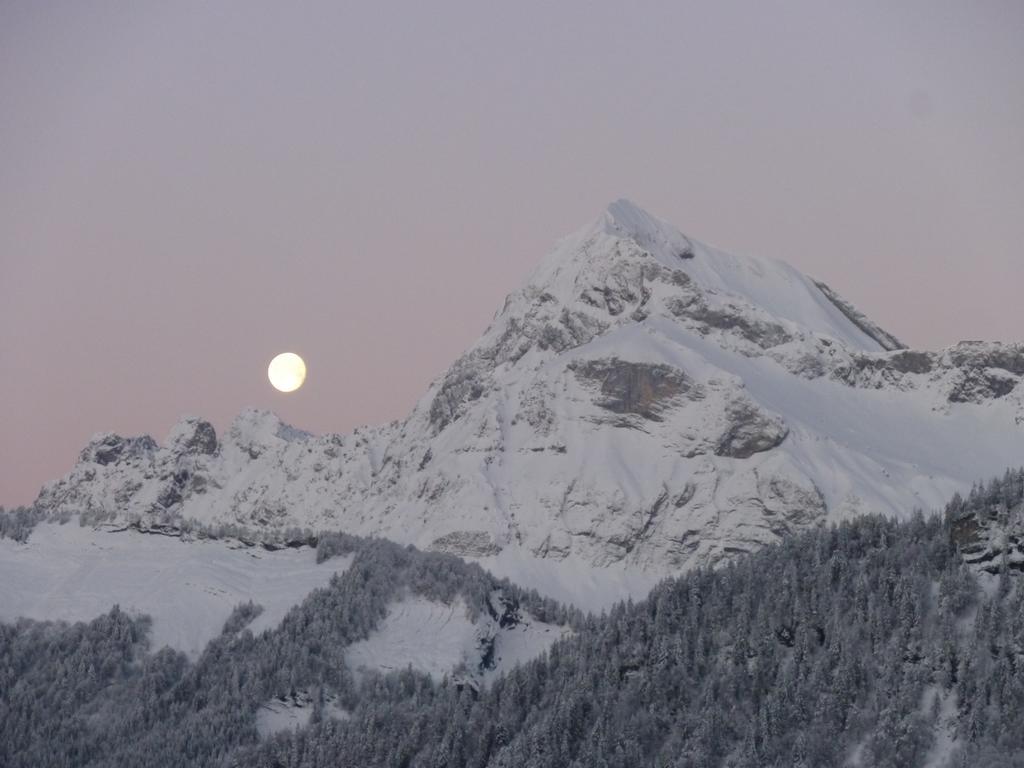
[2,1,1022,505]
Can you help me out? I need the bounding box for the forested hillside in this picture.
[2,470,1023,767]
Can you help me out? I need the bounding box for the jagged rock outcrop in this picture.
[569,358,700,421]
[80,433,157,466]
[950,470,1024,574]
[31,200,1024,596]
[714,400,788,459]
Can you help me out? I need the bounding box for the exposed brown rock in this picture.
[570,358,699,421]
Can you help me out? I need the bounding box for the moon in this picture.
[268,352,307,393]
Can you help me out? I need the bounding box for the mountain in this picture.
[5,473,1024,767]
[30,200,1024,605]
[5,202,1024,767]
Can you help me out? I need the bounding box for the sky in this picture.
[1,0,1022,505]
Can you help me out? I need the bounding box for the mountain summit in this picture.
[34,202,1024,605]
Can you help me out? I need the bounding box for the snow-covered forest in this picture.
[1,470,1022,767]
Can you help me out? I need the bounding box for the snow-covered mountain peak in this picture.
[79,431,157,466]
[165,416,218,456]
[517,200,898,361]
[228,408,311,449]
[526,199,689,301]
[593,198,693,261]
[30,204,1024,606]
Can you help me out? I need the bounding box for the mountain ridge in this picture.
[30,201,1024,606]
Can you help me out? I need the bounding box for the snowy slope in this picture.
[0,522,351,656]
[255,691,350,738]
[344,597,479,681]
[344,594,569,686]
[0,522,567,676]
[28,200,1024,605]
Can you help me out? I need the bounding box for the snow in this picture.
[481,610,573,684]
[921,685,959,768]
[845,737,868,767]
[476,549,662,614]
[344,594,570,683]
[642,315,1024,516]
[256,695,315,737]
[255,691,350,738]
[549,199,889,352]
[0,522,351,657]
[847,686,960,766]
[345,596,478,681]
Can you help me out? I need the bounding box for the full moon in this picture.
[267,352,307,393]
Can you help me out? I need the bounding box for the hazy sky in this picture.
[2,1,1022,505]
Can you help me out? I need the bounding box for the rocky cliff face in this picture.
[32,201,1024,599]
[950,470,1024,574]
